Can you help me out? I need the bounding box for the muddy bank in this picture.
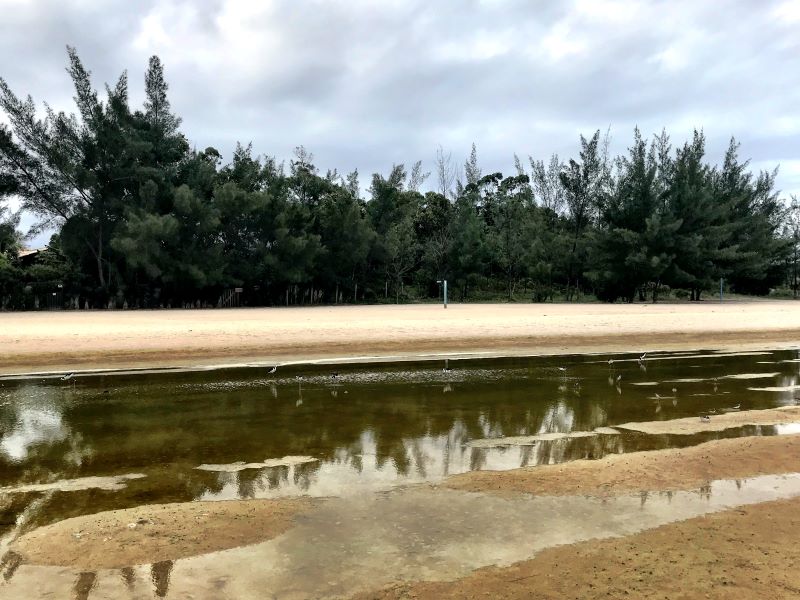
[617,405,800,435]
[10,497,317,568]
[446,433,800,497]
[355,495,800,600]
[2,302,800,374]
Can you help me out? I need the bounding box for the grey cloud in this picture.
[1,0,798,245]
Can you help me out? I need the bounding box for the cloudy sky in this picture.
[2,0,799,242]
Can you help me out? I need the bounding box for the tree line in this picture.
[0,49,797,309]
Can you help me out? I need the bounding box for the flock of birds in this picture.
[50,352,762,426]
[570,352,742,423]
[264,352,738,422]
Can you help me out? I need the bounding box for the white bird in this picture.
[672,387,677,394]
[607,359,614,366]
[638,352,647,362]
[732,404,741,410]
[61,373,74,381]
[268,366,277,374]
[557,367,567,372]
[700,415,711,423]
[616,374,622,382]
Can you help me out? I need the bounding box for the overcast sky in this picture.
[2,0,799,244]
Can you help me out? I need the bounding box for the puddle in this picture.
[4,472,800,599]
[0,348,800,534]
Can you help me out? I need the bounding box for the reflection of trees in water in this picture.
[120,566,136,589]
[72,571,97,600]
[2,351,797,530]
[0,550,22,582]
[0,385,93,478]
[151,560,173,598]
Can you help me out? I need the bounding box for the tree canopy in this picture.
[0,50,794,309]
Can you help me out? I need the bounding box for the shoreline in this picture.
[1,302,799,376]
[1,338,798,380]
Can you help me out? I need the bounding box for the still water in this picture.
[1,348,799,539]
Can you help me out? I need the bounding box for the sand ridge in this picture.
[445,433,800,497]
[616,405,800,435]
[10,497,318,569]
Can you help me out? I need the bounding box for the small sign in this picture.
[234,287,243,293]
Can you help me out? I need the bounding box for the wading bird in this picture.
[61,373,74,381]
[268,366,278,374]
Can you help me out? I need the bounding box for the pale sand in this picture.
[11,497,317,569]
[445,433,800,497]
[464,428,617,448]
[0,474,145,495]
[2,301,800,374]
[195,455,318,472]
[617,405,800,435]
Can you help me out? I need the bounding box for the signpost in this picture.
[436,279,448,309]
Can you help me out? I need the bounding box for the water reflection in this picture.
[73,571,97,600]
[8,472,800,600]
[0,348,798,532]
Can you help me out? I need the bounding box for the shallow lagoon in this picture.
[1,348,799,537]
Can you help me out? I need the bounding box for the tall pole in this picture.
[443,280,448,309]
[719,278,723,302]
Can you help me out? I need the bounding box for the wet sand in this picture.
[446,433,800,496]
[11,497,317,568]
[2,301,800,374]
[617,405,800,435]
[356,495,800,600]
[11,434,800,575]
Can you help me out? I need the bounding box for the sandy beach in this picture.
[2,300,800,374]
[4,301,800,598]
